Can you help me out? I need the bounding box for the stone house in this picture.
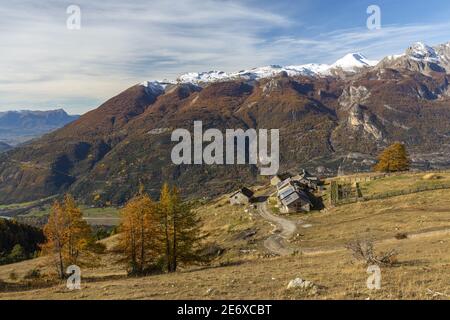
[229,187,254,205]
[276,178,312,213]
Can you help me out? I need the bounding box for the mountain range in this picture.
[173,52,378,84]
[1,41,450,205]
[0,109,79,146]
[0,142,12,153]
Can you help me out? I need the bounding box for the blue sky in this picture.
[1,0,450,114]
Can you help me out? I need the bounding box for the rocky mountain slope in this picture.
[1,42,450,205]
[0,109,79,146]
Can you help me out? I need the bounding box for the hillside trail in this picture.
[256,199,450,257]
[256,201,297,256]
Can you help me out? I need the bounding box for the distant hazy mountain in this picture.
[0,142,12,153]
[0,109,79,146]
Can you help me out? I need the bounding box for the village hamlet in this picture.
[229,170,321,212]
[275,170,321,213]
[270,173,292,186]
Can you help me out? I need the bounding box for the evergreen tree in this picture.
[0,218,44,265]
[8,244,26,262]
[118,183,203,275]
[159,183,174,272]
[374,142,411,172]
[170,186,202,271]
[159,184,203,273]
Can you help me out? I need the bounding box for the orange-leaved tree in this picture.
[41,194,91,278]
[118,191,162,275]
[118,183,203,275]
[373,142,411,172]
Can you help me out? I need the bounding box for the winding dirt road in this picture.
[257,202,296,255]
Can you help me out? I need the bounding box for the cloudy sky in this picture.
[1,0,450,114]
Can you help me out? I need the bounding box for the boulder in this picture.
[287,278,319,295]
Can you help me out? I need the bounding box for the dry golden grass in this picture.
[294,188,450,249]
[195,192,272,262]
[0,234,448,300]
[359,172,450,197]
[0,175,449,300]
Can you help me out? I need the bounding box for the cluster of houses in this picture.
[229,169,320,214]
[271,170,319,213]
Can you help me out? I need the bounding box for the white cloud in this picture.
[0,0,290,113]
[263,23,450,65]
[0,0,449,114]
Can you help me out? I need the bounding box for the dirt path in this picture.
[256,199,450,257]
[256,202,297,256]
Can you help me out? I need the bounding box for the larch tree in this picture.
[42,200,66,278]
[119,192,161,275]
[159,184,203,273]
[170,186,202,272]
[374,142,411,172]
[159,183,174,272]
[118,183,203,275]
[42,194,91,279]
[64,194,91,265]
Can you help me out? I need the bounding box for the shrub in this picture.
[8,271,18,281]
[85,239,107,254]
[128,257,165,276]
[346,240,398,266]
[8,244,26,262]
[395,232,408,240]
[24,268,41,279]
[198,243,224,261]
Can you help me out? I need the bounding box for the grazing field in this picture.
[0,232,448,300]
[0,197,56,210]
[0,196,58,214]
[359,172,450,197]
[293,188,450,249]
[20,205,121,226]
[0,173,449,300]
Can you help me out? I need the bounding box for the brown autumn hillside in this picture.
[2,64,450,205]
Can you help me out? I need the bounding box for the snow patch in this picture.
[407,42,440,63]
[178,70,231,83]
[141,53,380,86]
[141,80,174,95]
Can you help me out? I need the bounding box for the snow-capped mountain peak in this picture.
[177,70,231,83]
[141,80,174,95]
[285,63,331,76]
[406,42,439,63]
[141,52,382,88]
[331,53,378,72]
